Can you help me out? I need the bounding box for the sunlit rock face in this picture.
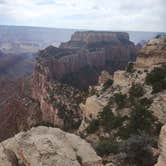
[136,36,166,68]
[0,127,102,166]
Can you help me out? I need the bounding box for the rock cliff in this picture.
[35,31,136,90]
[0,126,102,166]
[78,36,166,165]
[136,36,166,68]
[79,36,166,133]
[32,75,86,130]
[32,31,136,130]
[0,77,42,142]
[0,33,165,166]
[60,31,130,48]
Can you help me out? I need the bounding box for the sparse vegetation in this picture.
[127,104,155,135]
[46,85,85,131]
[114,92,127,108]
[139,97,153,108]
[96,138,119,156]
[121,133,155,166]
[98,105,125,131]
[117,103,156,139]
[129,83,144,98]
[126,62,135,73]
[102,79,113,91]
[146,66,166,93]
[86,119,99,134]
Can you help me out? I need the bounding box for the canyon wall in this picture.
[35,31,136,90]
[136,36,166,68]
[32,31,137,130]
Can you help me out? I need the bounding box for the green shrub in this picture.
[114,92,127,108]
[117,103,159,140]
[129,83,144,98]
[139,97,153,108]
[146,66,166,93]
[98,105,125,131]
[86,119,99,134]
[96,138,119,156]
[117,125,131,140]
[121,134,155,166]
[103,79,113,91]
[126,62,135,73]
[128,104,155,134]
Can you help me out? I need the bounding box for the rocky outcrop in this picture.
[98,71,112,85]
[79,36,166,134]
[113,70,131,87]
[31,31,136,130]
[35,31,136,90]
[150,91,166,124]
[0,126,102,166]
[60,31,130,48]
[136,36,166,68]
[32,64,86,130]
[156,124,166,166]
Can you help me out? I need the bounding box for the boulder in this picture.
[0,127,102,166]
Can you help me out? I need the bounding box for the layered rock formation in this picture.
[0,126,102,166]
[136,36,166,67]
[32,31,136,130]
[77,36,166,165]
[35,31,136,90]
[0,32,165,166]
[32,66,86,130]
[79,36,166,132]
[60,31,130,48]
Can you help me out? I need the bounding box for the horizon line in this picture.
[0,24,164,33]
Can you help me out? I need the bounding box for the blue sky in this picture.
[0,0,165,32]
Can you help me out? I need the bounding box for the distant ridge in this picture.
[0,25,165,45]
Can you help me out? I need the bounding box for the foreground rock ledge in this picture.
[156,124,166,166]
[0,126,102,166]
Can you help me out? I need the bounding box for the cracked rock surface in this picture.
[0,126,102,166]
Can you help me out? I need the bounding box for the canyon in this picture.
[34,31,137,90]
[31,31,137,131]
[0,31,165,166]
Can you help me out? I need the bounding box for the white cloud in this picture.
[0,0,165,31]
